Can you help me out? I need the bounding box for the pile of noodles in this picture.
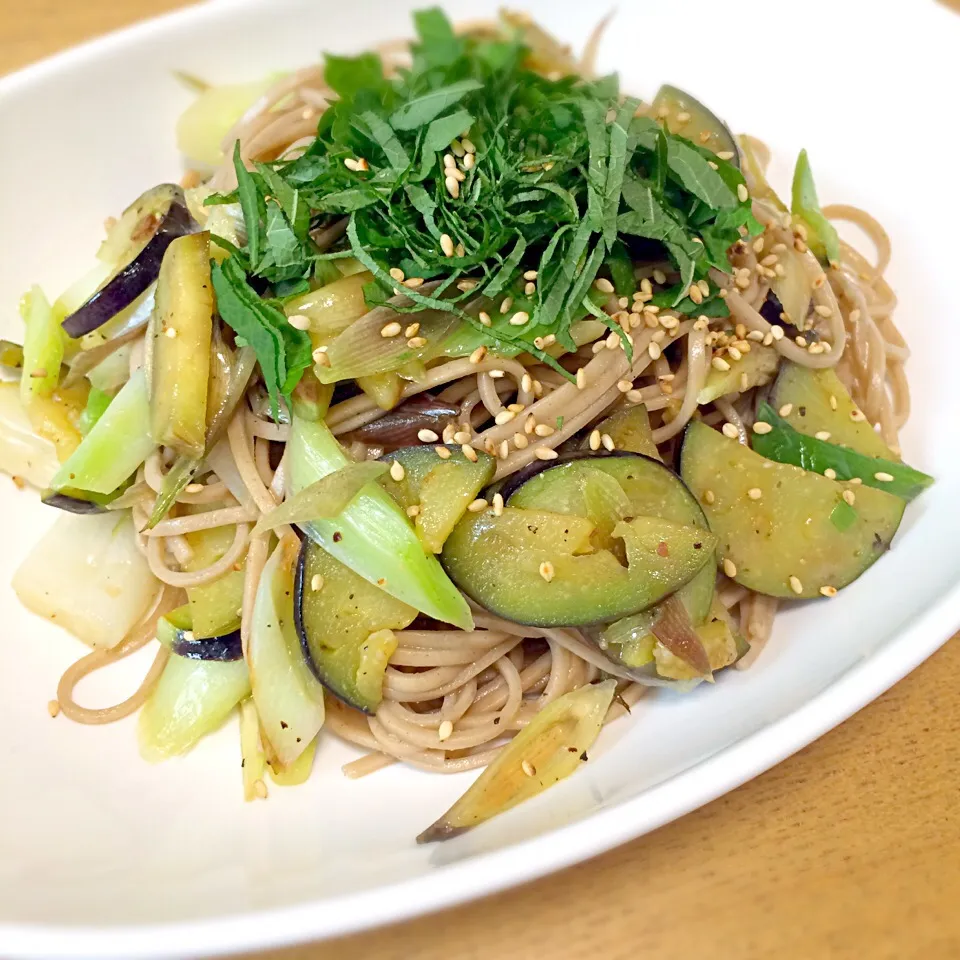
[56,21,910,778]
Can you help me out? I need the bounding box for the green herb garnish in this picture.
[207,7,760,393]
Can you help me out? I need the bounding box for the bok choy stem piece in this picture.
[287,412,473,629]
[50,368,154,495]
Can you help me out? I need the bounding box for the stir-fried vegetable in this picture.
[418,679,617,842]
[19,286,65,407]
[49,368,154,495]
[0,382,60,488]
[12,512,158,649]
[791,149,841,267]
[286,411,473,628]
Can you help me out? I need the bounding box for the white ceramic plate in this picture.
[2,0,958,957]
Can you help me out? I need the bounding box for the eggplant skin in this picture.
[171,628,242,662]
[498,448,640,502]
[40,490,109,514]
[62,185,197,338]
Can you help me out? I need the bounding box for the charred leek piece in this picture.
[49,368,154,495]
[287,413,473,629]
[252,461,388,536]
[248,535,325,768]
[418,679,617,843]
[148,232,214,457]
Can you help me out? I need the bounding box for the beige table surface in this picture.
[4,4,959,958]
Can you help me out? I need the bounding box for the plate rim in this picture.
[2,2,958,957]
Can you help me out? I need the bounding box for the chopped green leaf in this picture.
[829,499,858,532]
[390,79,483,131]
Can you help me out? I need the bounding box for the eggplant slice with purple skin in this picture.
[62,184,197,337]
[157,607,243,662]
[342,393,461,450]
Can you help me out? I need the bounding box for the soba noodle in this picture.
[55,19,911,783]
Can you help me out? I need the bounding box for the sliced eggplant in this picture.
[294,537,416,713]
[63,184,196,337]
[769,362,896,459]
[650,85,739,165]
[696,343,779,405]
[183,525,246,639]
[40,480,130,514]
[441,504,715,628]
[343,393,461,449]
[418,679,617,843]
[585,405,660,460]
[156,605,242,661]
[679,419,905,598]
[147,231,213,457]
[380,445,496,553]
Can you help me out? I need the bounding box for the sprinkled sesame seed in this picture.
[455,242,465,257]
[309,573,326,593]
[874,471,894,482]
[499,297,514,315]
[537,561,555,584]
[814,304,833,318]
[437,720,454,742]
[712,356,731,372]
[313,349,331,368]
[343,157,368,172]
[594,277,615,294]
[535,446,558,460]
[524,281,536,296]
[165,327,178,339]
[478,311,492,327]
[417,429,439,443]
[534,423,555,438]
[388,460,405,483]
[442,424,456,443]
[722,558,738,578]
[841,490,856,507]
[498,439,510,458]
[737,183,749,202]
[688,284,704,304]
[469,346,487,364]
[509,311,530,326]
[445,175,460,198]
[795,336,807,348]
[576,368,587,390]
[722,422,739,439]
[788,575,804,595]
[770,325,784,341]
[626,389,644,403]
[616,379,633,393]
[435,446,452,460]
[850,477,863,485]
[752,421,773,435]
[727,346,742,362]
[747,487,762,500]
[287,313,311,331]
[588,429,602,451]
[522,759,538,777]
[389,267,405,282]
[514,432,529,449]
[494,410,516,426]
[404,277,424,288]
[824,468,837,480]
[601,433,615,451]
[762,332,774,346]
[850,409,866,422]
[407,336,427,348]
[453,429,472,445]
[488,369,505,379]
[48,699,60,718]
[492,493,504,516]
[747,329,764,341]
[380,321,402,338]
[814,430,831,441]
[703,489,716,505]
[406,504,421,518]
[819,585,838,598]
[778,403,793,417]
[463,153,476,172]
[405,323,422,341]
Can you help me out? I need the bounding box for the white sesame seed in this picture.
[703,489,716,505]
[874,471,895,482]
[435,446,452,460]
[287,313,311,331]
[417,429,439,443]
[601,433,615,451]
[514,432,529,449]
[770,325,784,341]
[850,409,866,422]
[184,483,205,494]
[727,346,743,362]
[538,561,555,583]
[737,183,749,202]
[455,242,465,257]
[788,575,804,595]
[747,329,764,342]
[814,431,831,441]
[462,444,479,463]
[722,422,739,439]
[461,138,476,154]
[616,379,633,393]
[521,759,537,777]
[524,281,536,296]
[380,321,402,338]
[594,277,615,294]
[310,574,325,592]
[494,410,516,426]
[442,423,456,443]
[850,477,863,485]
[492,492,504,516]
[509,311,530,326]
[451,139,465,157]
[795,336,807,348]
[388,460,405,482]
[824,468,837,480]
[752,421,773,435]
[820,585,838,598]
[499,297,513,315]
[469,346,487,365]
[534,423,555,437]
[403,276,425,288]
[438,720,454,741]
[453,429,472,445]
[712,356,731,372]
[445,175,460,199]
[535,446,558,460]
[576,368,587,390]
[462,153,475,170]
[313,349,330,368]
[407,336,427,348]
[589,429,602,451]
[843,489,856,506]
[648,342,662,361]
[626,389,644,403]
[440,233,455,257]
[717,150,735,161]
[165,327,177,339]
[747,487,762,500]
[814,304,833,318]
[406,504,420,518]
[498,439,509,459]
[779,403,794,417]
[722,558,738,578]
[488,369,505,379]
[389,267,405,282]
[478,311,492,327]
